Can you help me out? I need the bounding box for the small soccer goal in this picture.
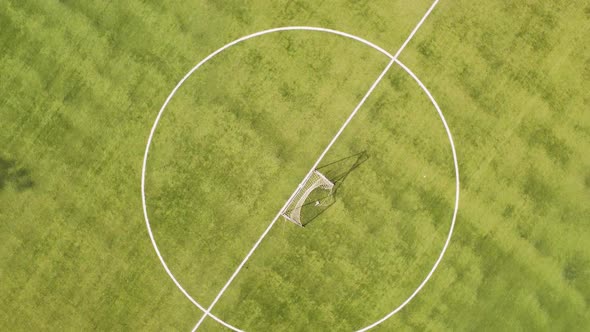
[281,170,335,227]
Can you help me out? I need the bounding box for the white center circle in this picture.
[141,26,460,332]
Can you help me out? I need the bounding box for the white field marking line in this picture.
[192,1,442,330]
[142,9,454,332]
[141,26,401,332]
[191,57,395,332]
[388,0,441,60]
[355,59,459,331]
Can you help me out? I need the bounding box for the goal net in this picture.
[281,170,334,226]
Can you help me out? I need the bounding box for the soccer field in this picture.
[1,0,589,331]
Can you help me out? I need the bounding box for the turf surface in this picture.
[1,0,589,331]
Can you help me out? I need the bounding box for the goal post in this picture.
[281,170,334,226]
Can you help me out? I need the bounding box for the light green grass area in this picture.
[1,0,589,331]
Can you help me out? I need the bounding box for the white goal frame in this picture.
[281,170,335,227]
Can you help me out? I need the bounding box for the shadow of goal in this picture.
[281,151,369,227]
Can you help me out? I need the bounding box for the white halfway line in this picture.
[192,1,441,330]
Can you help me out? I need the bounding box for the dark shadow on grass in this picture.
[0,156,35,192]
[299,151,369,227]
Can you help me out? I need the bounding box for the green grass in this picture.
[1,0,589,331]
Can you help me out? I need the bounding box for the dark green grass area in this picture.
[1,0,589,331]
